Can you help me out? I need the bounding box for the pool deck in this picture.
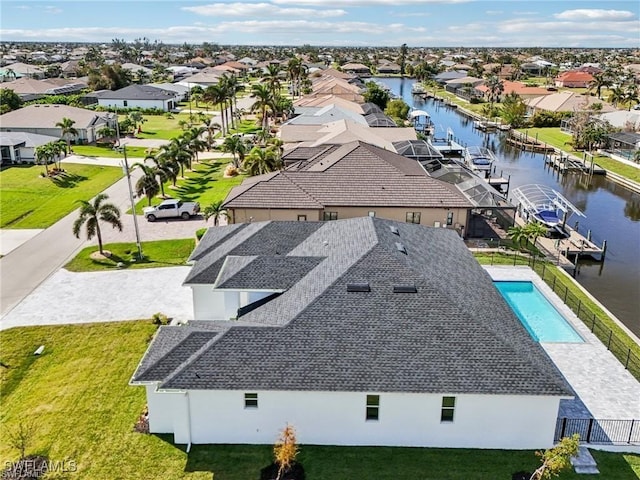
[485,266,640,422]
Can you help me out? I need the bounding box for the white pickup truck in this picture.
[143,199,200,222]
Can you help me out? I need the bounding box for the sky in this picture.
[1,0,639,48]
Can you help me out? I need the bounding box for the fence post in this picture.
[552,276,556,291]
[607,330,613,350]
[629,420,635,444]
[560,418,567,438]
[564,286,568,303]
[586,418,594,443]
[625,349,631,369]
[592,313,597,332]
[577,300,581,318]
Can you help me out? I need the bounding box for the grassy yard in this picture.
[73,144,150,158]
[133,159,244,214]
[136,113,191,140]
[1,322,638,479]
[64,239,195,272]
[517,128,640,183]
[0,164,123,229]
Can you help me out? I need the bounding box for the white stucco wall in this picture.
[146,388,563,449]
[97,98,174,111]
[191,286,277,321]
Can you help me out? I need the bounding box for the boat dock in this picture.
[514,214,606,266]
[429,127,465,156]
[487,174,510,194]
[545,154,606,175]
[507,131,555,153]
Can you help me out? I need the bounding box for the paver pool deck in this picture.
[485,266,640,422]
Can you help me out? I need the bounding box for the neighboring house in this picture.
[526,92,616,114]
[444,76,484,99]
[0,132,60,165]
[341,63,371,76]
[554,71,595,88]
[433,70,467,85]
[150,82,190,101]
[130,217,573,448]
[120,63,153,76]
[0,78,85,101]
[377,62,401,75]
[95,84,180,111]
[593,111,640,131]
[224,140,471,228]
[293,95,365,115]
[1,62,45,79]
[0,104,115,144]
[475,81,551,101]
[178,71,223,87]
[279,119,416,148]
[284,104,368,126]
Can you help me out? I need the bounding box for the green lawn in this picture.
[0,164,123,229]
[73,144,150,158]
[64,239,195,272]
[1,322,638,479]
[133,159,244,214]
[136,114,190,140]
[517,128,640,183]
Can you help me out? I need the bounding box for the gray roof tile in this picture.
[139,217,572,397]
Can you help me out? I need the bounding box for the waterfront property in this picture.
[224,140,472,231]
[131,217,573,449]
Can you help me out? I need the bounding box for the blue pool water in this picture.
[495,281,584,343]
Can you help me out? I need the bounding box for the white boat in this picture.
[412,83,426,94]
[463,146,496,174]
[512,184,586,229]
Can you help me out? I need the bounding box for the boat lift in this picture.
[511,184,585,231]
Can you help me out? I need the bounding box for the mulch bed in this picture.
[260,462,305,480]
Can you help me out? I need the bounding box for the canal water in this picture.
[375,77,640,336]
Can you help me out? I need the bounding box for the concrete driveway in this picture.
[0,266,192,331]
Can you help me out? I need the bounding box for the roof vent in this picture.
[393,285,417,293]
[347,283,370,292]
[395,242,407,254]
[389,226,399,235]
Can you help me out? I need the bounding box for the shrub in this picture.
[151,312,169,325]
[196,228,207,240]
[224,164,239,177]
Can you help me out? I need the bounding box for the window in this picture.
[366,394,379,421]
[297,215,307,221]
[123,100,128,107]
[406,212,421,224]
[441,396,455,422]
[368,211,376,217]
[446,212,454,226]
[323,211,338,221]
[244,392,258,408]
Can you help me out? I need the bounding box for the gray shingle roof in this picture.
[137,217,572,397]
[216,256,325,290]
[96,84,178,100]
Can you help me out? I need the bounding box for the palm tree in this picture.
[523,222,548,248]
[202,117,221,150]
[203,200,228,226]
[222,134,250,168]
[55,117,78,155]
[262,63,282,96]
[132,162,160,205]
[72,193,122,255]
[250,83,273,131]
[507,225,527,249]
[34,143,53,175]
[161,138,191,177]
[221,73,243,130]
[243,146,281,176]
[485,75,504,108]
[608,86,625,107]
[204,84,227,135]
[183,127,207,166]
[623,85,639,111]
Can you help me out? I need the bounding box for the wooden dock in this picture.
[514,214,606,267]
[507,131,555,153]
[544,154,606,175]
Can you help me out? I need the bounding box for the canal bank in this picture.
[374,77,640,337]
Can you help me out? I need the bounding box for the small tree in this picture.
[273,424,299,480]
[530,434,580,480]
[203,201,228,226]
[7,421,37,460]
[55,117,78,154]
[72,193,123,254]
[523,221,549,248]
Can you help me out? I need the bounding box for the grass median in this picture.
[0,164,123,229]
[1,321,638,479]
[64,239,195,272]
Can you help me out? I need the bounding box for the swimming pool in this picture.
[495,281,584,343]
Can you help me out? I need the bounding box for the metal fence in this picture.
[482,250,640,382]
[555,418,640,445]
